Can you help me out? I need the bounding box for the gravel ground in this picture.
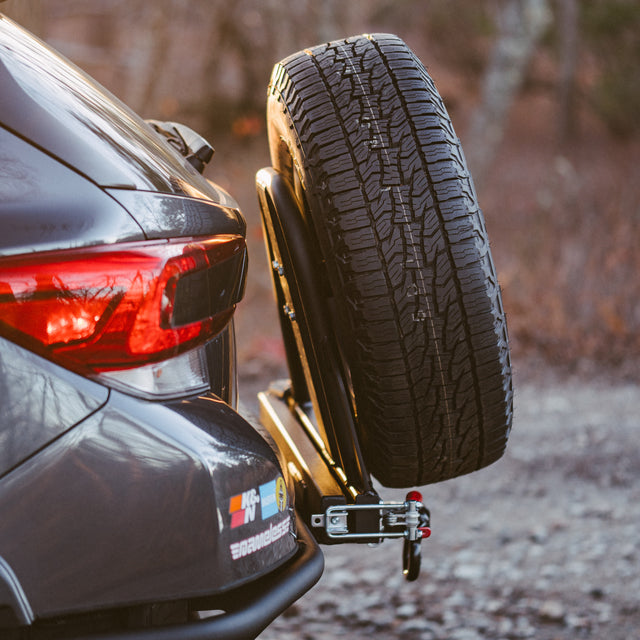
[248,374,640,640]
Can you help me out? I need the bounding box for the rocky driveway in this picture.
[251,374,640,639]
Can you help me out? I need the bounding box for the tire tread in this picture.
[267,34,512,486]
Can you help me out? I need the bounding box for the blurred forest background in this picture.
[3,0,639,382]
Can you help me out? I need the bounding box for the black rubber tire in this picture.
[266,34,513,487]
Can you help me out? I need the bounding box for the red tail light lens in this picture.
[0,236,246,374]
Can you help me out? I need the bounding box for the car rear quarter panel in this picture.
[0,388,296,620]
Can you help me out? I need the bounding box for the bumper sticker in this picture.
[229,514,291,561]
[229,488,260,528]
[259,476,287,520]
[229,476,288,528]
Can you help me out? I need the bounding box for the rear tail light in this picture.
[0,236,246,393]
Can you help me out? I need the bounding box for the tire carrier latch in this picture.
[311,492,431,581]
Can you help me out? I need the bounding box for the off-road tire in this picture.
[266,34,513,487]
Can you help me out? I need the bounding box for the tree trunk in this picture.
[1,0,45,35]
[465,0,552,187]
[556,0,579,143]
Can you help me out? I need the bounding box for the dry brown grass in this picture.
[480,93,640,380]
[222,88,640,383]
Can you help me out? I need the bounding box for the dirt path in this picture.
[250,374,640,639]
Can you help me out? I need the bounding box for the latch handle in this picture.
[311,491,431,580]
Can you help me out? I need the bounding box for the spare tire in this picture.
[266,34,513,487]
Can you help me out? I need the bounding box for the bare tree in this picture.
[556,0,579,143]
[465,0,552,186]
[124,1,176,113]
[2,0,45,34]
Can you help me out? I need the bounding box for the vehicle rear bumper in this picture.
[70,513,323,640]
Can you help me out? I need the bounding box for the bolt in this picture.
[330,516,341,526]
[283,304,296,321]
[271,260,284,276]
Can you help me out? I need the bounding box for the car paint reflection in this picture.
[0,17,217,196]
[107,189,245,241]
[0,128,145,256]
[0,338,107,476]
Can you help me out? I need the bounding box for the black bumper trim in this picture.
[72,514,323,640]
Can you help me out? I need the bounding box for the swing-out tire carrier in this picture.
[258,383,432,551]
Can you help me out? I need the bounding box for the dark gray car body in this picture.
[0,15,322,639]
